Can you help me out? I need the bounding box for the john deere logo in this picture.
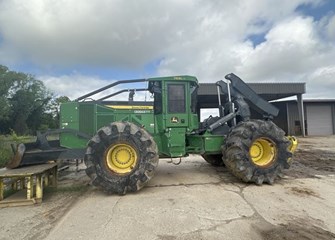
[171,117,179,123]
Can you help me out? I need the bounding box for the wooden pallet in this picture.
[0,163,58,207]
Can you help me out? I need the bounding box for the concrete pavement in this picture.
[45,156,335,240]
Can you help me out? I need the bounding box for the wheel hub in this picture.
[250,138,277,167]
[105,143,137,174]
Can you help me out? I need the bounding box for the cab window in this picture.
[168,84,185,113]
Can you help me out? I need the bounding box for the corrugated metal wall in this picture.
[272,102,288,134]
[274,101,335,136]
[306,104,333,135]
[287,102,303,135]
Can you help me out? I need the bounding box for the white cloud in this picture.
[40,74,108,100]
[0,0,334,99]
[0,0,317,68]
[235,16,335,99]
[238,17,321,80]
[305,65,335,98]
[0,0,197,68]
[40,74,150,101]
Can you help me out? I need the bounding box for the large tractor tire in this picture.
[223,119,291,185]
[202,154,224,166]
[84,122,159,194]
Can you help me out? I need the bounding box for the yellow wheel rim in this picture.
[249,138,277,167]
[105,143,137,174]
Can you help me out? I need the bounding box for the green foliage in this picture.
[8,129,32,143]
[9,76,51,135]
[47,95,71,128]
[0,134,14,168]
[0,65,15,123]
[0,131,34,168]
[0,140,13,168]
[0,64,70,135]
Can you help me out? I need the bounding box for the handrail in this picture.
[75,78,147,101]
[97,88,148,101]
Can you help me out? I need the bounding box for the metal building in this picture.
[273,99,335,136]
[198,81,307,135]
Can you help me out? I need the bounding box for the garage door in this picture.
[306,104,333,135]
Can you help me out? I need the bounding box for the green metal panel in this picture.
[60,102,79,129]
[79,103,96,135]
[60,102,88,148]
[186,133,225,155]
[189,114,199,132]
[60,102,155,149]
[148,75,198,83]
[157,128,187,157]
[95,104,155,134]
[185,134,204,153]
[203,134,224,153]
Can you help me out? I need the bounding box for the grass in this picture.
[0,136,14,168]
[3,188,18,199]
[0,133,34,168]
[44,185,89,194]
[1,184,89,200]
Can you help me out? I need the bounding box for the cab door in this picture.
[165,83,189,127]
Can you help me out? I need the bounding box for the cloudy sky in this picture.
[0,0,334,100]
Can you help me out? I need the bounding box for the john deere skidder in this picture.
[7,73,297,194]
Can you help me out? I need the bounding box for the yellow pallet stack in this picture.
[0,163,58,207]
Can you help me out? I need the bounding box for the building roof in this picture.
[198,82,306,108]
[278,99,335,103]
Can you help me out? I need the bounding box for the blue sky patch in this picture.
[247,33,267,47]
[296,0,335,20]
[11,58,161,81]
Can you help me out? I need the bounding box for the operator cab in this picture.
[148,76,199,157]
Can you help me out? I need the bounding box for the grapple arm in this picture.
[218,73,279,118]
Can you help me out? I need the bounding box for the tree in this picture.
[9,74,53,135]
[44,95,71,129]
[0,66,15,124]
[0,65,56,135]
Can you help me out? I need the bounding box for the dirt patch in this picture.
[259,218,335,240]
[294,150,335,171]
[285,136,335,179]
[24,190,86,240]
[0,189,87,240]
[0,162,90,240]
[287,186,321,198]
